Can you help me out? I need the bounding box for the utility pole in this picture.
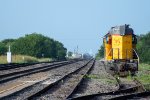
[7,45,12,63]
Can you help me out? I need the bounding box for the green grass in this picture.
[138,63,150,71]
[0,55,52,64]
[102,78,117,85]
[38,58,52,62]
[127,63,150,90]
[84,74,117,85]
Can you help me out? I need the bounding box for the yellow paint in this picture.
[112,35,122,59]
[104,34,133,60]
[104,38,112,60]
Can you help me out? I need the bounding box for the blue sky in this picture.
[0,0,150,55]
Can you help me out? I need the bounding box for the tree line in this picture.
[0,33,67,60]
[136,32,150,64]
[96,32,150,64]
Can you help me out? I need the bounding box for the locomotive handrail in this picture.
[106,48,139,61]
[106,48,120,60]
[132,48,139,63]
[106,48,113,60]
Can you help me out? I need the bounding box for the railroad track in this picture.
[26,59,95,100]
[0,62,39,70]
[67,62,150,100]
[0,60,88,99]
[109,91,150,100]
[0,60,69,71]
[67,77,149,100]
[1,60,149,100]
[0,60,77,84]
[0,61,69,76]
[66,60,95,99]
[67,86,150,100]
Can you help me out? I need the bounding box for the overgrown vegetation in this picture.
[127,63,150,90]
[136,72,150,85]
[0,42,7,55]
[136,32,150,64]
[84,74,117,85]
[96,45,104,60]
[0,55,52,63]
[0,33,67,60]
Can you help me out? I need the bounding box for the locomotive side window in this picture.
[108,38,112,44]
[106,36,109,43]
[106,36,112,44]
[132,35,137,44]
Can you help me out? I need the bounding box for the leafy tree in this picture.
[136,32,150,64]
[1,39,16,48]
[96,45,104,59]
[0,42,7,55]
[55,41,67,60]
[11,33,67,59]
[68,51,73,57]
[2,39,16,45]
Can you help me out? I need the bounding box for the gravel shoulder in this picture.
[71,60,118,98]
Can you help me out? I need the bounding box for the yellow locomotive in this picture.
[103,24,139,76]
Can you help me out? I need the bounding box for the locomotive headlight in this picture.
[112,60,115,63]
[130,60,133,63]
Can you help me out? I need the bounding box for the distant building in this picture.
[72,53,82,59]
[83,53,93,60]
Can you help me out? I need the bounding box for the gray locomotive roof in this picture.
[109,25,126,35]
[104,24,134,38]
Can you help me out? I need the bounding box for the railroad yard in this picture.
[1,0,150,100]
[0,59,149,100]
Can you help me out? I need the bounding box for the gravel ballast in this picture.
[0,60,88,100]
[70,60,118,98]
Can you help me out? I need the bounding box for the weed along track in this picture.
[67,60,118,100]
[67,61,150,100]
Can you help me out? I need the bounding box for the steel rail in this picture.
[68,71,146,100]
[66,60,95,99]
[109,91,150,100]
[0,61,77,84]
[0,60,80,99]
[0,60,69,70]
[0,63,39,70]
[0,61,68,79]
[67,86,140,100]
[27,59,94,100]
